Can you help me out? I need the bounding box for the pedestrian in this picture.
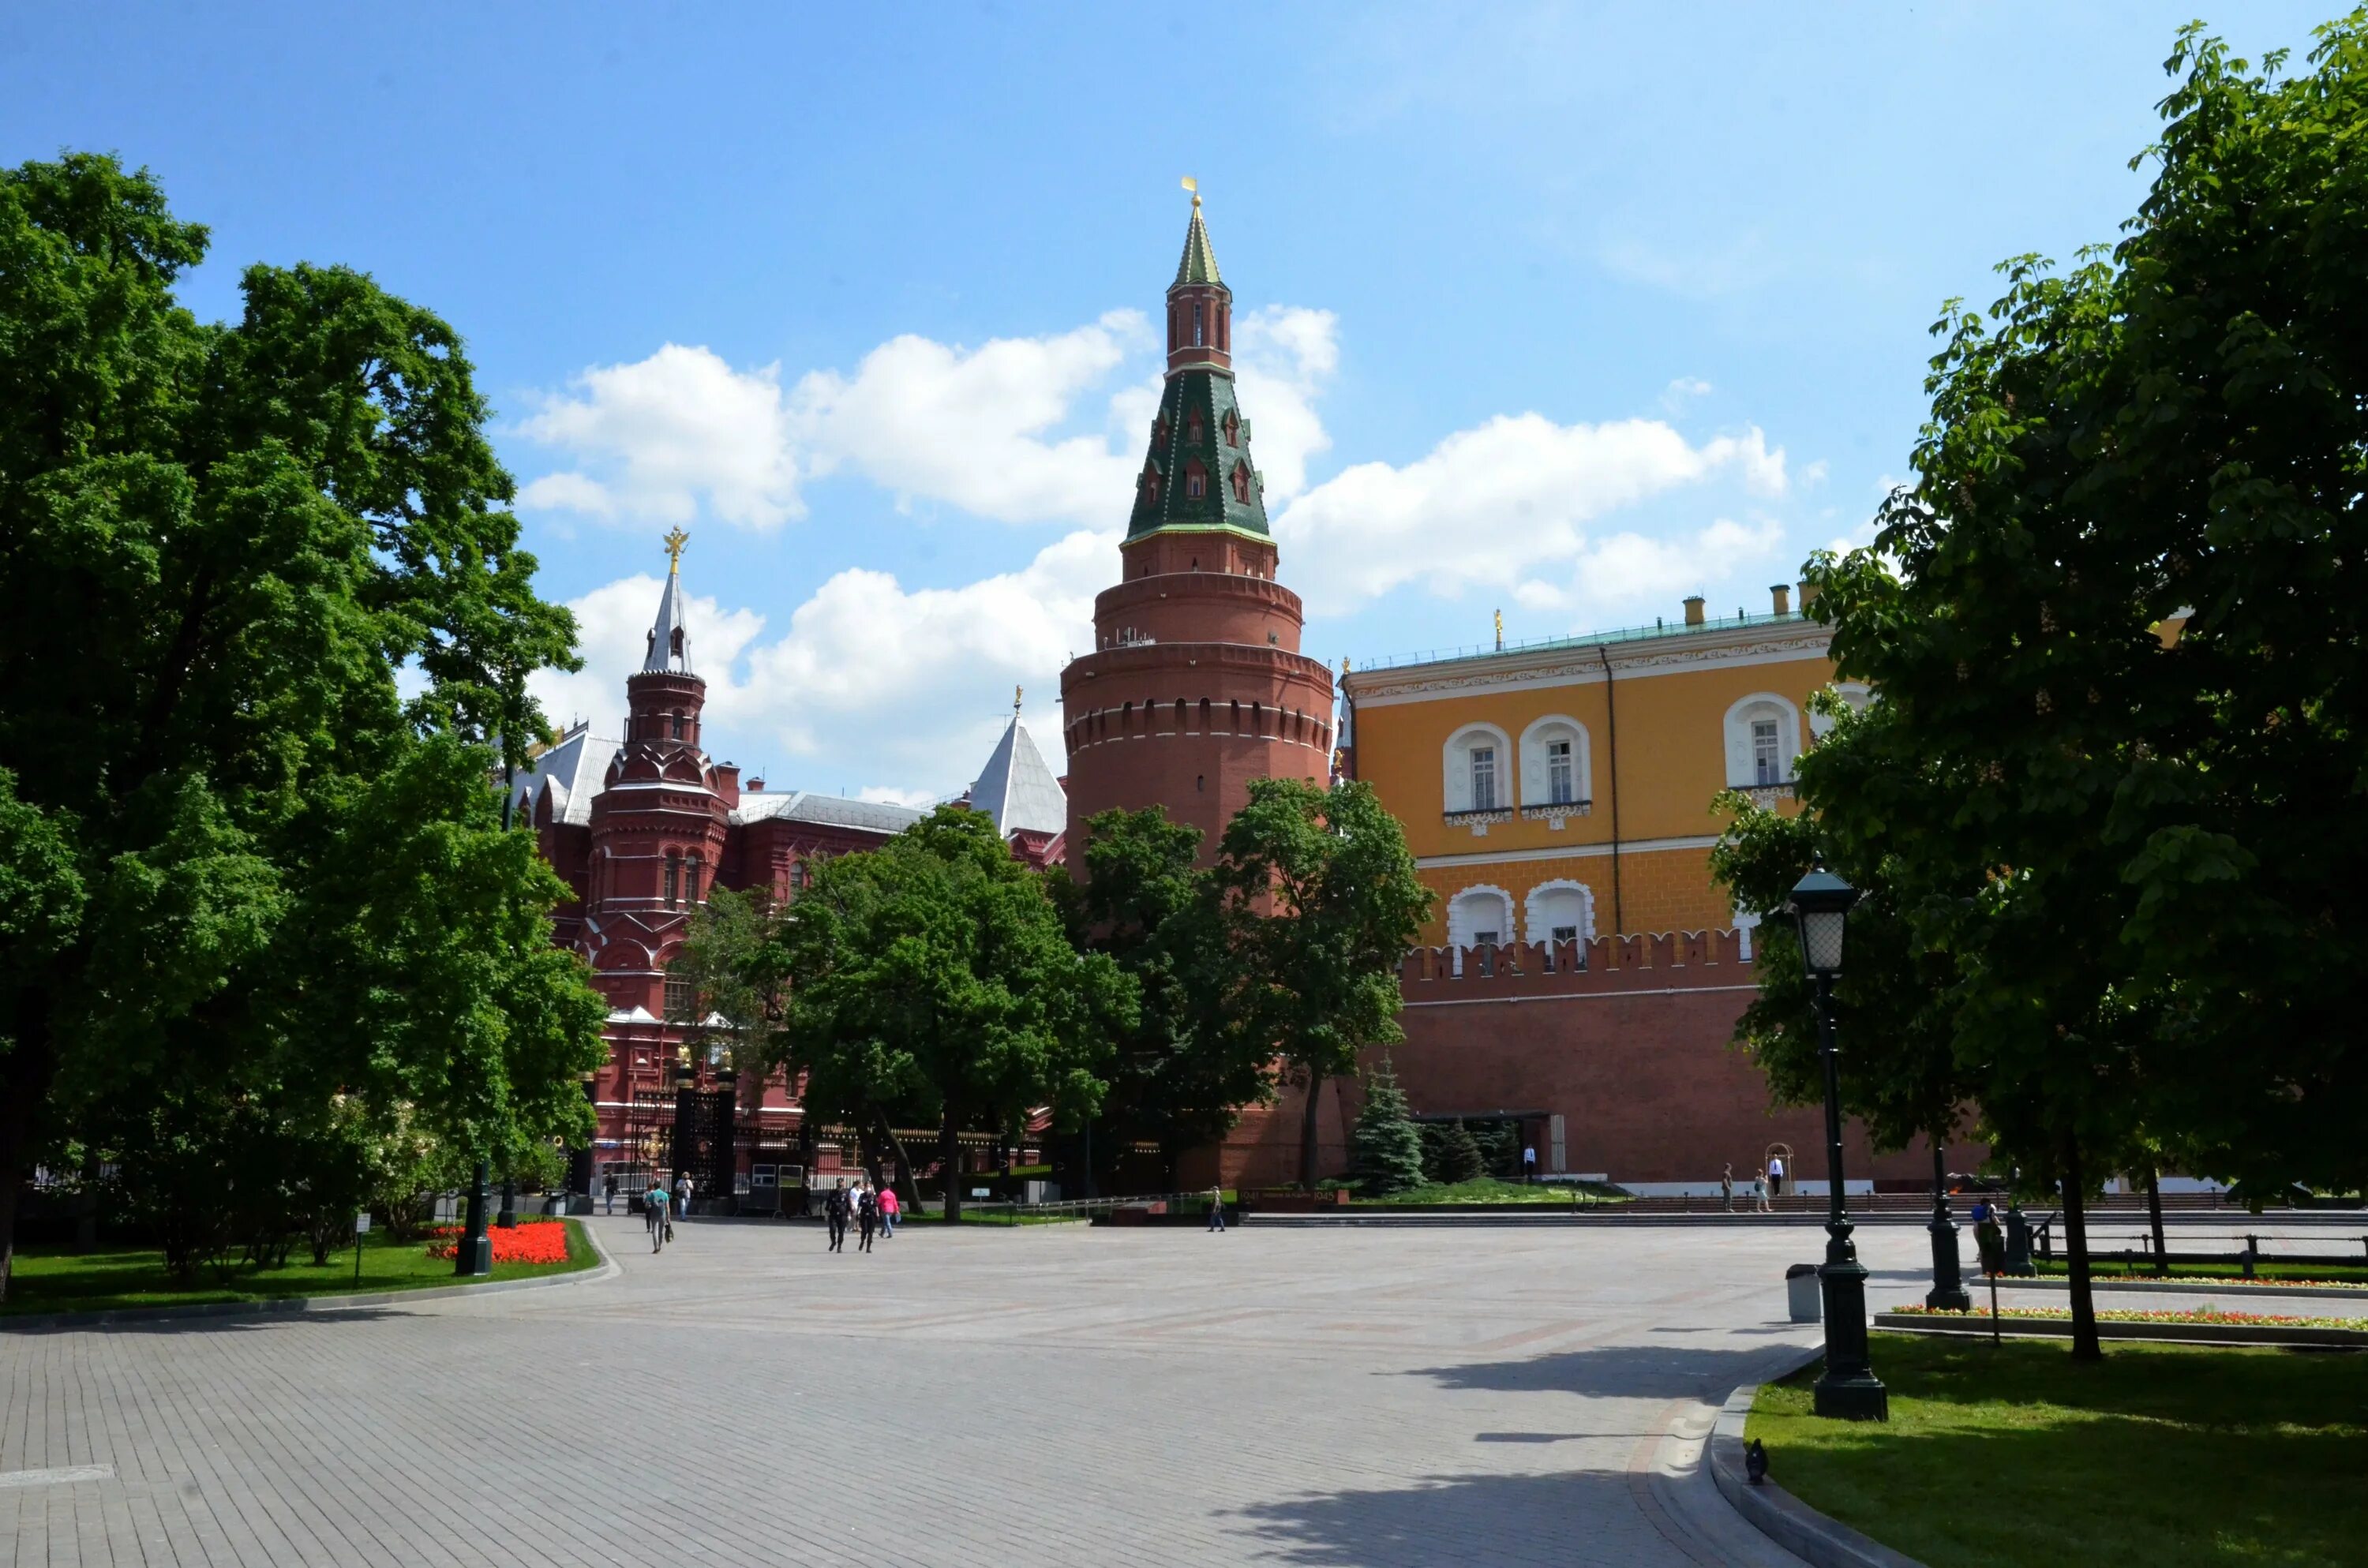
[856,1185,878,1252]
[1721,1163,1735,1211]
[879,1184,900,1238]
[825,1179,850,1254]
[675,1173,693,1221]
[1522,1144,1538,1184]
[603,1173,618,1215]
[1206,1184,1225,1233]
[1767,1153,1786,1201]
[644,1177,669,1252]
[1753,1175,1770,1214]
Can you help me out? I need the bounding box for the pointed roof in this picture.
[1174,193,1222,288]
[968,705,1067,840]
[643,528,692,673]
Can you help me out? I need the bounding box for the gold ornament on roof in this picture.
[662,527,691,573]
[1182,174,1199,208]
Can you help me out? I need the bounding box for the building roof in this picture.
[508,724,622,826]
[1175,193,1222,286]
[644,550,693,674]
[729,790,927,834]
[967,712,1067,839]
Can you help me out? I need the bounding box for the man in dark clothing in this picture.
[825,1180,850,1253]
[856,1186,878,1253]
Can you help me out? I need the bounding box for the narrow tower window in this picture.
[669,710,685,740]
[1193,301,1203,346]
[664,854,680,909]
[1231,462,1251,503]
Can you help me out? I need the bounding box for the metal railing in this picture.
[1352,608,1813,674]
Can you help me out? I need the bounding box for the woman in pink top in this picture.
[878,1184,901,1237]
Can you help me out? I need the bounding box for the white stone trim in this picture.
[1722,690,1804,789]
[1521,879,1598,945]
[1441,721,1514,814]
[1416,833,1722,870]
[1444,883,1516,952]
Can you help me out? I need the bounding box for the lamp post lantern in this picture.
[1785,859,1887,1421]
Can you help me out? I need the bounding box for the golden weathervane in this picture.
[662,527,691,573]
[1182,174,1199,208]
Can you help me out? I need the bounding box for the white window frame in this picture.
[1722,694,1804,788]
[1446,885,1516,952]
[1808,681,1875,739]
[1441,724,1515,813]
[1470,746,1499,811]
[1522,880,1598,946]
[1518,715,1592,808]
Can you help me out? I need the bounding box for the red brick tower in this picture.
[1058,191,1336,861]
[583,529,732,1105]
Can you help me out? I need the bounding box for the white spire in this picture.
[643,528,692,673]
[969,709,1066,839]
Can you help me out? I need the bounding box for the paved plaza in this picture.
[0,1218,2026,1566]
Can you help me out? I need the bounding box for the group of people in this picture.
[822,1177,899,1254]
[589,1172,699,1253]
[1718,1155,1788,1212]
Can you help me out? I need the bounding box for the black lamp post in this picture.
[1926,1136,1971,1312]
[455,1158,492,1277]
[1785,859,1887,1421]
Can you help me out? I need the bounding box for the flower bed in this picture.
[1893,1304,2368,1332]
[425,1219,572,1266]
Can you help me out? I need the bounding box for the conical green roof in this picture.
[1175,197,1221,286]
[1126,368,1268,541]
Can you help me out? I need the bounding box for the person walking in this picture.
[856,1186,878,1253]
[1206,1184,1225,1233]
[1753,1174,1771,1214]
[1720,1163,1735,1211]
[878,1184,900,1238]
[644,1177,669,1252]
[1767,1153,1786,1203]
[674,1173,694,1222]
[825,1179,850,1254]
[603,1173,618,1215]
[1522,1144,1538,1184]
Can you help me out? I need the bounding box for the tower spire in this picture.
[643,530,693,673]
[1175,178,1221,286]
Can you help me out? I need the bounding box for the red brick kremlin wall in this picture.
[1197,930,1982,1189]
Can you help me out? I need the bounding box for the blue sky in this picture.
[6,2,2336,802]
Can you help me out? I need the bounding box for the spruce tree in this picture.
[1429,1119,1487,1186]
[1350,1057,1426,1196]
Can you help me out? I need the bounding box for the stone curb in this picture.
[1708,1378,1928,1568]
[1871,1311,2368,1349]
[1,1218,616,1334]
[1989,1274,2368,1302]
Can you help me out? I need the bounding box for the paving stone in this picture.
[0,1218,1980,1567]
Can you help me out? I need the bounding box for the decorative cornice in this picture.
[1347,631,1833,705]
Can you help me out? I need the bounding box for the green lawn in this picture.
[2036,1256,2368,1286]
[1747,1332,2368,1568]
[2,1220,598,1317]
[1349,1177,1629,1206]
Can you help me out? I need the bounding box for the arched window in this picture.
[1447,885,1516,962]
[1250,701,1264,734]
[685,852,703,907]
[1523,880,1597,945]
[1174,698,1186,730]
[1200,698,1211,728]
[1231,462,1251,503]
[1723,694,1804,788]
[1518,716,1592,808]
[1121,701,1133,735]
[1186,409,1204,443]
[1441,723,1515,813]
[1140,465,1160,507]
[1230,700,1241,732]
[664,853,680,910]
[1185,461,1206,500]
[669,710,685,740]
[1193,301,1204,346]
[1223,409,1238,446]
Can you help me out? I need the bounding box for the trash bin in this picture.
[1786,1263,1822,1323]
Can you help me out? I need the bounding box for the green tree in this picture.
[1421,1119,1487,1186]
[1213,778,1433,1189]
[1349,1057,1425,1196]
[0,155,602,1299]
[1054,806,1276,1192]
[766,806,1136,1220]
[1786,16,2368,1357]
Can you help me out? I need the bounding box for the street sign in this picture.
[354,1211,373,1234]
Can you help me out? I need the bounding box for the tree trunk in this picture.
[1298,1068,1325,1189]
[2146,1168,2168,1276]
[0,985,60,1306]
[2062,1140,2101,1362]
[874,1110,919,1209]
[939,1110,963,1223]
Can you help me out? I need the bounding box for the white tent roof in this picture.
[968,714,1066,839]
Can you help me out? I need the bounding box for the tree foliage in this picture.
[1212,778,1433,1188]
[0,155,602,1297]
[1733,17,2368,1357]
[762,806,1136,1219]
[1054,806,1276,1188]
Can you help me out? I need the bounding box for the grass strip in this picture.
[3,1218,598,1317]
[1347,1177,1628,1206]
[1746,1331,2368,1568]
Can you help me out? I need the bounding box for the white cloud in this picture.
[1273,414,1789,613]
[1231,305,1338,503]
[535,533,1115,800]
[787,311,1148,525]
[516,346,803,528]
[858,784,943,809]
[1660,376,1713,414]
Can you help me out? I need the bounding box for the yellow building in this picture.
[1341,587,1861,947]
